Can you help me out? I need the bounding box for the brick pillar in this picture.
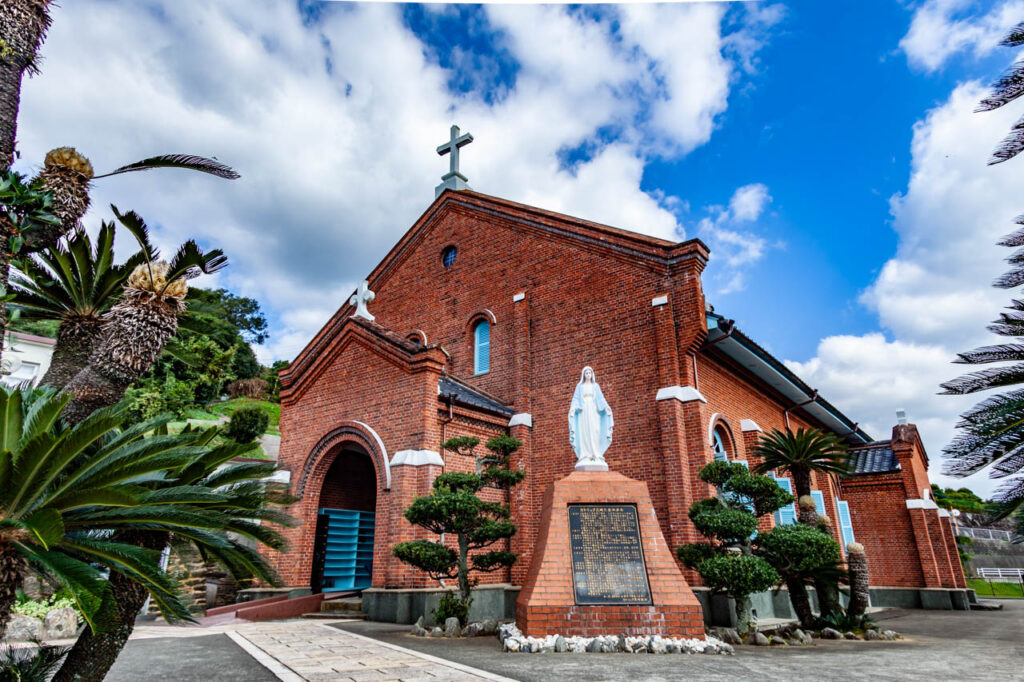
[509,419,534,585]
[509,291,534,586]
[927,509,958,588]
[939,512,967,588]
[651,294,688,548]
[907,505,943,588]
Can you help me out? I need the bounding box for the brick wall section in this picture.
[516,471,704,637]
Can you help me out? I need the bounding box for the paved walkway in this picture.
[117,619,514,682]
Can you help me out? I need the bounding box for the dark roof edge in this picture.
[706,312,872,445]
[439,375,514,418]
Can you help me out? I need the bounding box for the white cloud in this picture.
[900,0,1024,72]
[15,1,778,364]
[698,183,773,294]
[791,82,1024,497]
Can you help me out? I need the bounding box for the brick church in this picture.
[271,149,967,617]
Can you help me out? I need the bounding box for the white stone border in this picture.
[656,385,707,403]
[508,413,533,428]
[391,449,444,467]
[312,623,519,682]
[353,420,391,489]
[651,295,669,307]
[740,419,762,432]
[225,631,304,682]
[906,498,939,510]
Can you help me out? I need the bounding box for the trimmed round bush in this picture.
[225,406,269,444]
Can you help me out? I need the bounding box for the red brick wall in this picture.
[841,475,926,587]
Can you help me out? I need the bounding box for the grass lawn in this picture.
[968,578,1024,598]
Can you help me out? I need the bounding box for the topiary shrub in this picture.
[757,523,843,629]
[225,406,269,444]
[676,461,790,633]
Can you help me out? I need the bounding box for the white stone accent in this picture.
[268,469,292,484]
[937,509,951,518]
[651,295,669,307]
[353,420,391,489]
[740,419,763,433]
[349,281,375,321]
[390,450,444,467]
[906,498,939,510]
[508,413,533,428]
[656,385,707,403]
[513,292,526,302]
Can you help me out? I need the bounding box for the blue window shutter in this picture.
[712,430,728,462]
[734,460,749,469]
[836,499,855,551]
[811,490,825,515]
[773,477,797,526]
[474,321,490,374]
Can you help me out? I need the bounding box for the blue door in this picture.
[316,508,375,592]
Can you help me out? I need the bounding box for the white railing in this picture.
[957,527,1014,542]
[977,567,1024,580]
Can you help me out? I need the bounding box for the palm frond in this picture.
[163,240,228,289]
[111,205,159,261]
[1001,21,1024,47]
[94,154,240,180]
[989,112,1024,166]
[996,218,1024,247]
[953,344,1024,364]
[975,59,1024,113]
[940,364,1024,395]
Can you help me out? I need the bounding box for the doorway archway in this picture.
[310,446,377,593]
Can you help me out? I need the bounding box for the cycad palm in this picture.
[942,21,1024,509]
[53,426,294,682]
[752,427,849,519]
[0,386,203,634]
[61,207,227,424]
[10,221,144,388]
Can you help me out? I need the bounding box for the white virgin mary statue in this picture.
[568,366,614,471]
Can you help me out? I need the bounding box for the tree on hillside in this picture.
[930,485,987,514]
[393,435,524,623]
[189,287,268,345]
[941,21,1024,519]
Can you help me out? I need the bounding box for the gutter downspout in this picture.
[784,389,818,430]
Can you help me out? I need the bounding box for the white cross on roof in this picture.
[435,124,473,197]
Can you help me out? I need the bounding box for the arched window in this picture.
[712,426,730,462]
[473,320,490,374]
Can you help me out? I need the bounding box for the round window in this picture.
[441,245,457,267]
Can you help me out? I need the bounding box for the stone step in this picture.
[970,601,1004,611]
[300,611,366,620]
[321,597,363,613]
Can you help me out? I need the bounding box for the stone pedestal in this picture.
[515,470,704,637]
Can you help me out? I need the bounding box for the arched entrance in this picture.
[310,445,377,593]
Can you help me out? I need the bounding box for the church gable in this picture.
[287,191,710,395]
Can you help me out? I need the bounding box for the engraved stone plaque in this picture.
[568,504,652,605]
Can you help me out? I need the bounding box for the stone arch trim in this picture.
[296,420,391,496]
[468,309,498,326]
[707,413,737,458]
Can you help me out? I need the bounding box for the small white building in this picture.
[2,332,56,387]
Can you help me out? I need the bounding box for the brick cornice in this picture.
[281,317,445,404]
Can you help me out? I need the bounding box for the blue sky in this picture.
[14,0,1024,495]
